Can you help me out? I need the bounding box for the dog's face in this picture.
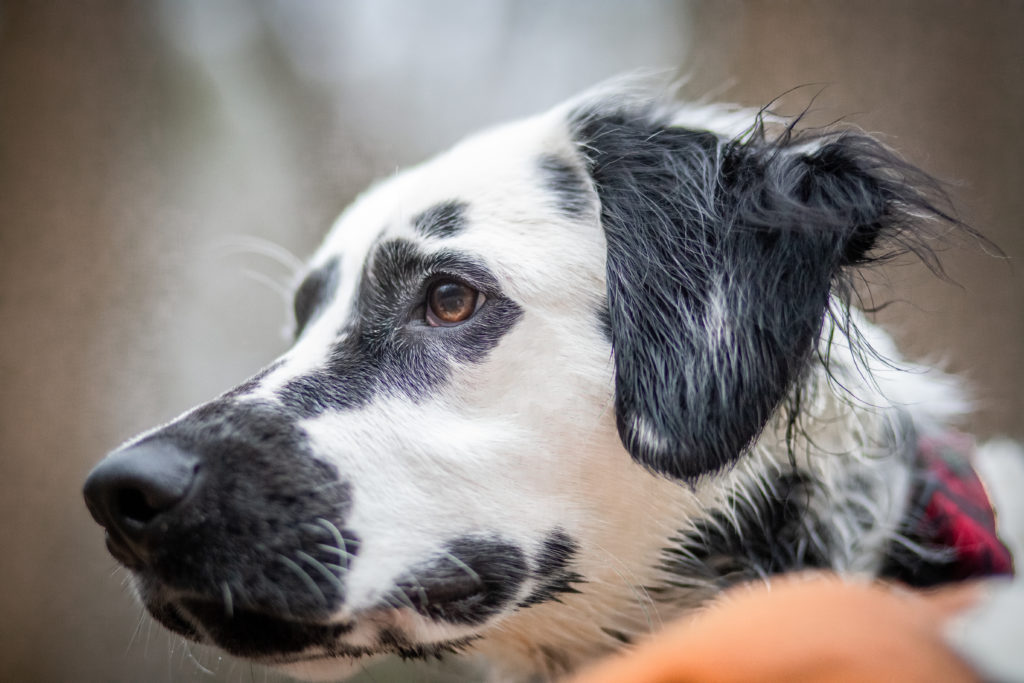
[83,90,946,678]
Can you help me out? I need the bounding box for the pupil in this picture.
[437,284,468,317]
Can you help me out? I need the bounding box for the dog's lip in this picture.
[103,529,146,569]
[145,592,483,662]
[261,647,380,666]
[170,597,357,658]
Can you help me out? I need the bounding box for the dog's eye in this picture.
[426,280,483,326]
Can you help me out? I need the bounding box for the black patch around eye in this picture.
[413,200,468,239]
[277,239,523,417]
[539,154,592,216]
[293,257,341,335]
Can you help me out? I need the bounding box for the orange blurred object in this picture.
[569,574,982,683]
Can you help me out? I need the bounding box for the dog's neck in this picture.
[469,317,928,680]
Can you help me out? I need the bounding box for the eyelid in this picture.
[424,270,494,298]
[420,252,501,298]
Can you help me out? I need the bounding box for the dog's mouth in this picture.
[150,598,356,659]
[117,528,531,667]
[142,586,484,665]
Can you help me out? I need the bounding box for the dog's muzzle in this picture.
[82,398,514,660]
[81,398,371,658]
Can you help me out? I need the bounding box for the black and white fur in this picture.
[84,84,996,681]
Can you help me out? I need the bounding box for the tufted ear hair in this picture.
[570,100,957,481]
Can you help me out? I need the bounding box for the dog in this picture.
[83,83,1014,682]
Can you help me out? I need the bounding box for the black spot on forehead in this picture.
[539,154,592,217]
[294,257,341,336]
[413,200,468,239]
[278,238,523,417]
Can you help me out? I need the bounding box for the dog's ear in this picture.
[570,103,949,480]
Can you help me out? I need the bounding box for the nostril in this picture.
[83,441,200,541]
[115,486,162,526]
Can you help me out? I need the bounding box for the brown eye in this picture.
[426,280,482,326]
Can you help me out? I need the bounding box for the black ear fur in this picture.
[570,102,956,481]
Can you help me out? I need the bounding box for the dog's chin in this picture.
[142,593,481,674]
[150,598,356,658]
[274,656,369,682]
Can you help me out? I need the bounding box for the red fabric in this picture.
[916,432,1014,579]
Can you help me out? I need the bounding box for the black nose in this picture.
[83,441,199,565]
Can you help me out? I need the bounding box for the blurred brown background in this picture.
[1,1,1021,681]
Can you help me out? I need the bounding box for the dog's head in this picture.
[83,88,950,678]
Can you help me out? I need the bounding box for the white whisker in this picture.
[297,550,344,588]
[277,554,327,607]
[592,541,662,634]
[214,233,305,274]
[221,580,234,618]
[240,267,292,305]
